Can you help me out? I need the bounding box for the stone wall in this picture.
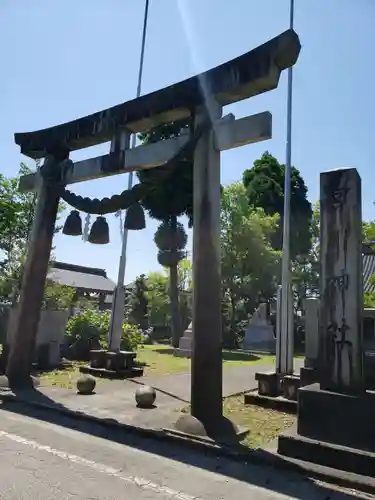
[1,305,69,368]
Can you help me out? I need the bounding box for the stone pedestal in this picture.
[255,371,279,397]
[80,350,142,379]
[300,366,318,386]
[174,322,193,357]
[300,298,320,386]
[297,383,375,451]
[279,383,375,477]
[89,349,106,368]
[281,374,300,401]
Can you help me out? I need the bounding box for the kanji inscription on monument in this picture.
[319,168,364,393]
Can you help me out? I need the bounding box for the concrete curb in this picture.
[0,391,374,496]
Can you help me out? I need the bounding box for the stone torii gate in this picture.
[8,29,300,436]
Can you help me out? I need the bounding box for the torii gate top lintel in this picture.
[15,29,300,160]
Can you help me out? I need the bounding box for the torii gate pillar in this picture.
[190,102,224,433]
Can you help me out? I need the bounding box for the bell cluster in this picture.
[62,203,146,245]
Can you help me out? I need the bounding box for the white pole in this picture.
[280,0,295,375]
[108,0,150,350]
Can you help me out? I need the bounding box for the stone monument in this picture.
[299,297,320,386]
[174,322,193,357]
[243,303,275,352]
[279,168,375,478]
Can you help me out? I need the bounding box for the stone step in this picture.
[179,338,192,350]
[174,348,192,358]
[278,428,375,478]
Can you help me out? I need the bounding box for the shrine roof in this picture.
[14,29,300,159]
[47,261,115,293]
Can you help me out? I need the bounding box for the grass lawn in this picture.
[136,344,277,376]
[223,395,295,448]
[36,361,85,389]
[37,344,303,387]
[179,394,295,449]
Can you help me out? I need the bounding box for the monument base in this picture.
[297,383,375,451]
[174,349,192,358]
[278,382,375,477]
[255,371,280,397]
[281,374,300,401]
[174,323,192,358]
[299,366,318,387]
[278,428,375,479]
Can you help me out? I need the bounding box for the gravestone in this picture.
[300,298,319,386]
[174,322,193,357]
[243,303,275,352]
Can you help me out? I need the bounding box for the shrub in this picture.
[65,309,143,360]
[120,323,144,351]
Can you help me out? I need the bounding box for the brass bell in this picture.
[62,210,82,236]
[88,216,110,244]
[124,202,146,231]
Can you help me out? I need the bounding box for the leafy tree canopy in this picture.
[220,182,281,329]
[137,119,193,224]
[242,151,312,258]
[0,164,65,303]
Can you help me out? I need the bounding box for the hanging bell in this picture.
[62,210,82,236]
[124,202,146,231]
[88,216,110,244]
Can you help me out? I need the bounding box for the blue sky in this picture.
[1,0,374,283]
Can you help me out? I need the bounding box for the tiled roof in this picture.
[47,261,115,293]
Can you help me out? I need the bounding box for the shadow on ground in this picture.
[152,348,262,363]
[0,392,360,499]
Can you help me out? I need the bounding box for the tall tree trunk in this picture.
[169,216,182,348]
[169,263,182,347]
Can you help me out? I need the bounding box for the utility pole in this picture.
[108,0,150,350]
[279,0,295,375]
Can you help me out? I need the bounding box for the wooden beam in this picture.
[19,112,272,193]
[14,29,299,159]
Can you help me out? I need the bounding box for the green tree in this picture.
[220,182,280,345]
[292,202,320,305]
[146,258,192,330]
[363,219,375,244]
[129,274,149,329]
[0,164,36,303]
[292,203,375,307]
[145,271,170,325]
[242,151,312,259]
[0,164,65,304]
[43,280,76,310]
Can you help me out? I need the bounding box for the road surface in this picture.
[0,401,369,499]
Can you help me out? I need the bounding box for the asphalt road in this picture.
[0,401,369,500]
